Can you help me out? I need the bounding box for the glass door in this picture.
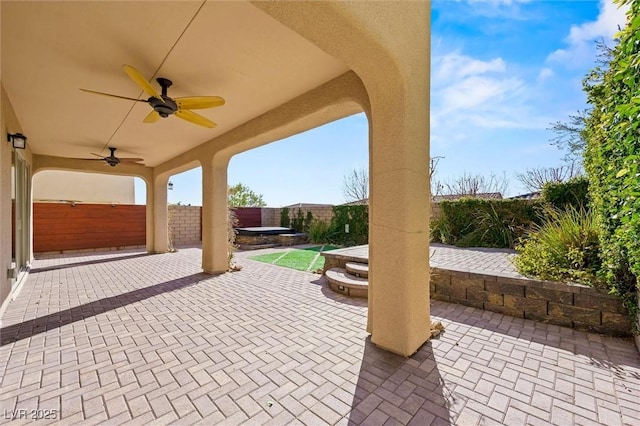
[11,150,30,290]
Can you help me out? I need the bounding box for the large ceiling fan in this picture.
[81,65,225,128]
[75,147,144,167]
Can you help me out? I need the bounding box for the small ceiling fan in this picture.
[80,64,225,128]
[75,147,145,167]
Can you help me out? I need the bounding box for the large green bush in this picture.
[583,0,639,325]
[514,207,601,285]
[328,205,368,246]
[280,207,290,227]
[541,176,589,211]
[308,219,331,243]
[431,199,540,248]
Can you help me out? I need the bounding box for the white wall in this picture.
[33,170,135,204]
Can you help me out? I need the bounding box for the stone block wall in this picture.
[261,206,335,228]
[261,208,281,227]
[431,268,631,336]
[169,205,201,246]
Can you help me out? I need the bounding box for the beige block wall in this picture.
[169,203,439,247]
[262,206,335,228]
[169,205,202,247]
[33,170,135,204]
[260,207,281,227]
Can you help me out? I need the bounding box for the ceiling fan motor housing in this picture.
[148,96,177,117]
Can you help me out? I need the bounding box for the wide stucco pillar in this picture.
[367,14,431,355]
[254,1,431,356]
[201,154,229,274]
[146,174,169,253]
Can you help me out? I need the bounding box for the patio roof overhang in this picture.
[1,0,433,357]
[1,1,352,169]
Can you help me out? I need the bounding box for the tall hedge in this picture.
[583,0,639,322]
[329,205,368,246]
[541,176,590,211]
[431,199,541,248]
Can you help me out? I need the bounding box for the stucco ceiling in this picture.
[1,1,348,167]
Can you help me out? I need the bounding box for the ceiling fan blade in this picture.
[143,110,161,123]
[119,160,146,165]
[118,157,145,162]
[175,96,225,110]
[175,110,217,128]
[80,88,147,102]
[69,158,105,161]
[123,64,160,98]
[90,152,106,158]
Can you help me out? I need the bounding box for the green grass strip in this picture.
[249,245,336,272]
[273,250,317,271]
[249,252,288,264]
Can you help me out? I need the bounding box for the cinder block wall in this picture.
[261,206,335,228]
[261,208,280,227]
[168,205,202,246]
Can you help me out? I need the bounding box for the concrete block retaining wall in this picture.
[431,268,631,336]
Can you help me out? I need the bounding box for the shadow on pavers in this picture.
[30,252,153,273]
[348,337,453,425]
[0,272,209,346]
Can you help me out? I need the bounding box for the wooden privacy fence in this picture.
[33,203,146,253]
[233,207,262,227]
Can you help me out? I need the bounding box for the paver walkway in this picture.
[0,247,638,425]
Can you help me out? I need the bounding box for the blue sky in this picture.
[135,0,628,206]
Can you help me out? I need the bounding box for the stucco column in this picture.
[252,1,431,356]
[146,174,169,253]
[201,154,229,274]
[366,23,431,357]
[368,95,431,355]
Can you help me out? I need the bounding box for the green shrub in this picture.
[328,205,368,246]
[430,215,451,244]
[291,208,305,232]
[514,206,601,285]
[308,219,331,243]
[541,176,589,211]
[436,198,540,248]
[465,204,517,248]
[227,208,240,271]
[304,211,314,232]
[280,207,290,227]
[582,0,639,328]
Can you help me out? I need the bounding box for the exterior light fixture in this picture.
[168,180,174,191]
[7,132,27,149]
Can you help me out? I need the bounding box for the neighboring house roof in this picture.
[340,198,369,206]
[283,203,335,208]
[507,191,541,200]
[432,192,503,202]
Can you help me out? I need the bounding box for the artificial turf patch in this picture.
[249,245,336,271]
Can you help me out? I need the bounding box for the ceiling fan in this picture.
[80,64,225,128]
[75,147,145,167]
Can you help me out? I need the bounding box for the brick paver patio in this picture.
[1,247,638,425]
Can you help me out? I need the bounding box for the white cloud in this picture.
[440,75,522,112]
[468,0,530,4]
[436,53,506,80]
[537,67,553,80]
[432,52,531,128]
[548,0,629,65]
